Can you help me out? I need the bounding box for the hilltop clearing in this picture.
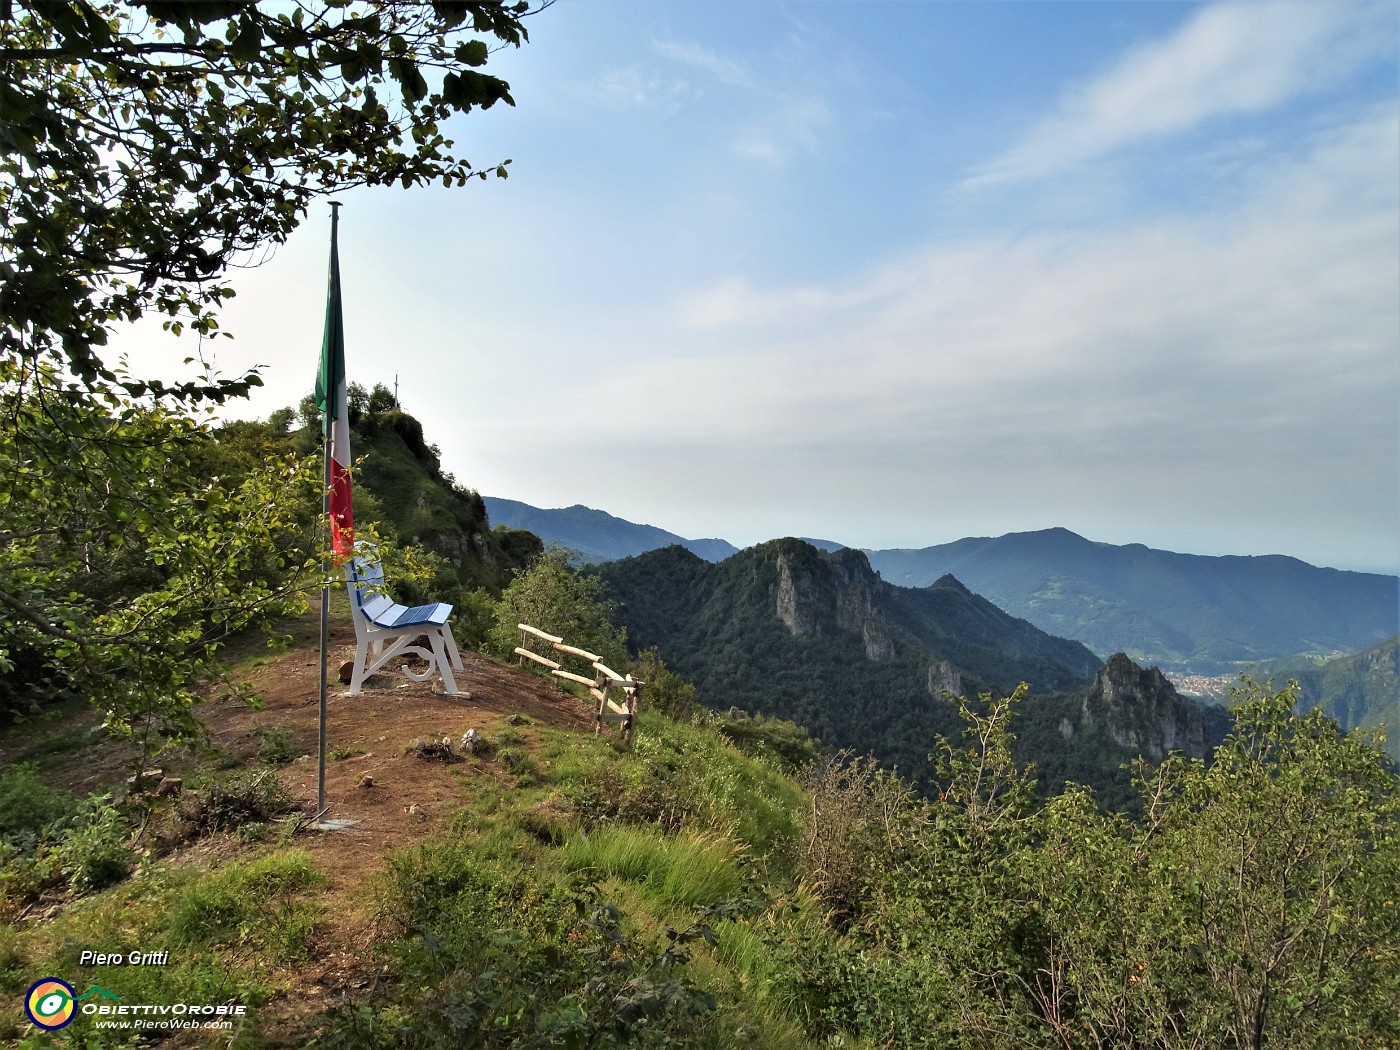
[0,609,601,1042]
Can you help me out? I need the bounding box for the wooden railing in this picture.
[515,624,643,743]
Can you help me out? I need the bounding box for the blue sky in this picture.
[116,1,1400,573]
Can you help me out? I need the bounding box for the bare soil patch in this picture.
[3,618,608,1044]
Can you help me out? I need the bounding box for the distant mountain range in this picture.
[482,497,738,564]
[484,498,1398,677]
[862,529,1397,675]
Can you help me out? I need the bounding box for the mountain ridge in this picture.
[596,538,1105,789]
[863,528,1397,673]
[596,538,1236,806]
[482,497,738,565]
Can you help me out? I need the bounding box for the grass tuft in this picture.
[561,825,743,907]
[168,850,324,961]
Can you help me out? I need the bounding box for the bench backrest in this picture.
[346,552,394,627]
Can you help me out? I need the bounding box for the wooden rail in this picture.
[516,622,645,743]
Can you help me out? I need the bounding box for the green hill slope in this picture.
[1244,636,1399,758]
[351,411,541,594]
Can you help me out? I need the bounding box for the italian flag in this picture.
[314,211,354,557]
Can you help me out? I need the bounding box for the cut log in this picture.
[553,642,600,662]
[518,623,563,644]
[513,647,561,670]
[552,669,595,687]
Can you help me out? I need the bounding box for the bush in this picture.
[0,790,135,914]
[630,648,699,721]
[327,841,726,1049]
[58,796,132,893]
[488,548,628,670]
[716,709,820,771]
[255,723,300,765]
[0,763,73,841]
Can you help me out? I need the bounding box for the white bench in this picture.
[345,550,463,695]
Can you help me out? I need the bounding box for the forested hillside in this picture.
[1243,635,1399,759]
[595,540,1204,794]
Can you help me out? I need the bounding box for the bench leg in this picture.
[442,624,464,670]
[430,629,460,695]
[348,639,371,695]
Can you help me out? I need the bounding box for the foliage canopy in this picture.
[1,0,535,400]
[0,361,321,748]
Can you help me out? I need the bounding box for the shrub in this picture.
[488,548,628,670]
[255,723,300,765]
[58,796,132,893]
[630,648,700,721]
[0,763,73,841]
[328,840,727,1049]
[716,709,820,771]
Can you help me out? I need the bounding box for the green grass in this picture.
[167,850,324,960]
[0,850,328,1044]
[561,825,743,908]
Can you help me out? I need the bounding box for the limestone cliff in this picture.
[774,544,895,661]
[1078,652,1212,761]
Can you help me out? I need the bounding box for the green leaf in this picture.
[454,39,489,67]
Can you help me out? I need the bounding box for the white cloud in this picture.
[966,2,1394,187]
[630,105,1398,480]
[652,39,752,88]
[731,95,833,166]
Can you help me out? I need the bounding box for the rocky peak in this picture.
[1081,652,1209,761]
[774,542,894,661]
[775,549,823,638]
[927,660,964,699]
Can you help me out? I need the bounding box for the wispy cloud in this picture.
[590,65,691,109]
[732,95,832,166]
[965,3,1393,188]
[657,105,1397,463]
[653,39,752,88]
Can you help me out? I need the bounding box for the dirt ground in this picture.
[3,618,610,1042]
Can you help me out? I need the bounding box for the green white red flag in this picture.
[313,212,353,557]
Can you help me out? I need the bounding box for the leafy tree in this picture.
[786,680,1400,1048]
[297,392,322,433]
[2,0,539,402]
[345,381,369,424]
[489,548,628,672]
[0,359,321,752]
[367,381,396,414]
[266,405,296,435]
[629,647,698,720]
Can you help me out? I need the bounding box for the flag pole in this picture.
[317,201,342,820]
